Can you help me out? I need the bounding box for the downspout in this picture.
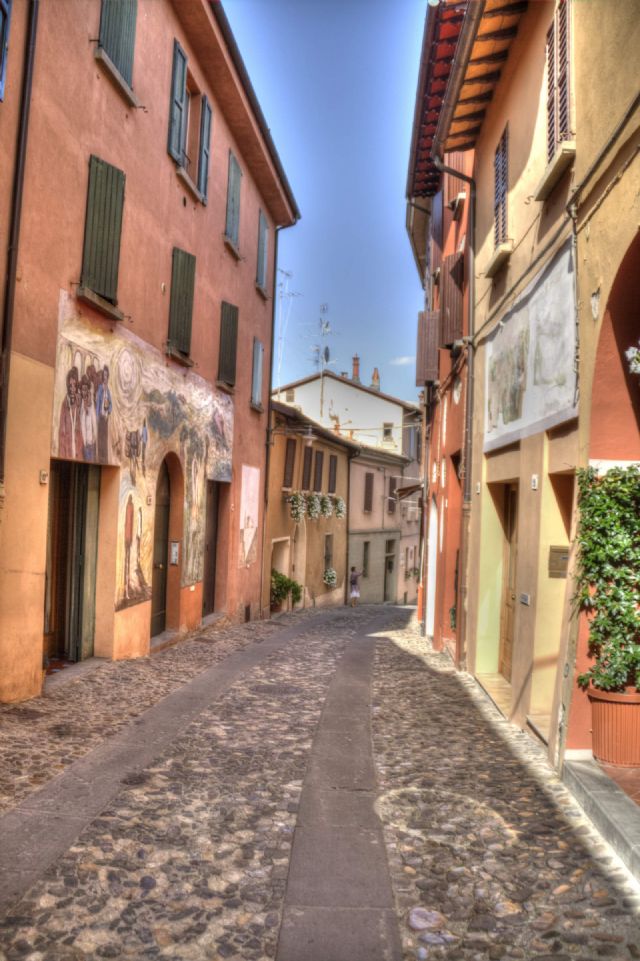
[260,225,281,618]
[0,0,40,497]
[430,0,483,667]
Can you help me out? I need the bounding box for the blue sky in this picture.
[224,0,426,402]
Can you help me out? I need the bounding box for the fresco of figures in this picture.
[52,293,234,610]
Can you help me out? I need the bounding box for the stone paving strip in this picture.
[0,606,405,961]
[0,610,319,816]
[371,624,640,960]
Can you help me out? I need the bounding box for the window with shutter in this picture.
[328,455,337,493]
[362,541,370,577]
[547,0,571,163]
[168,40,187,164]
[218,302,239,386]
[493,127,508,247]
[324,534,333,569]
[313,451,324,492]
[256,210,268,290]
[225,153,242,248]
[98,0,137,88]
[80,156,126,306]
[388,476,397,514]
[197,95,212,199]
[168,247,196,357]
[251,338,264,407]
[364,472,374,512]
[283,438,296,489]
[301,447,313,491]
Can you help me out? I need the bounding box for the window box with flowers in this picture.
[323,567,337,589]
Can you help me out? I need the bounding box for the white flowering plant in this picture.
[306,493,321,519]
[319,494,334,518]
[288,491,307,523]
[323,567,337,588]
[333,496,346,519]
[626,340,640,375]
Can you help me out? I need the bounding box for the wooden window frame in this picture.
[363,471,374,513]
[218,302,239,387]
[167,40,212,203]
[301,446,313,491]
[494,126,509,248]
[328,454,338,494]
[251,338,264,409]
[282,438,296,490]
[225,151,242,250]
[0,0,11,103]
[313,450,324,492]
[97,0,138,93]
[388,476,397,514]
[167,247,196,361]
[362,541,370,578]
[546,0,571,164]
[79,155,126,320]
[256,210,268,292]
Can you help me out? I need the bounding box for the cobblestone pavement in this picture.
[0,607,639,961]
[372,624,640,960]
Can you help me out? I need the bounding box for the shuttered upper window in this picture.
[256,211,268,290]
[80,155,125,307]
[301,447,313,491]
[547,0,571,163]
[98,0,137,88]
[494,127,508,248]
[251,338,264,408]
[168,247,196,357]
[218,302,239,387]
[167,40,213,201]
[364,472,374,513]
[283,438,296,489]
[328,455,337,494]
[225,152,242,248]
[388,476,397,514]
[313,451,324,492]
[0,0,12,102]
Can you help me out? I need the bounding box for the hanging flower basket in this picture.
[319,494,334,518]
[306,493,321,520]
[323,567,337,588]
[288,491,307,523]
[333,496,346,519]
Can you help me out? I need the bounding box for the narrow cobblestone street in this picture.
[0,607,639,961]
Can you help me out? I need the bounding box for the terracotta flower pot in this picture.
[588,685,640,766]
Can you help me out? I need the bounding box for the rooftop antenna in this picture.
[275,269,301,399]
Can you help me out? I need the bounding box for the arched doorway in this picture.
[151,460,170,637]
[590,231,640,462]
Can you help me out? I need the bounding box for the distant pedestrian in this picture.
[349,566,363,607]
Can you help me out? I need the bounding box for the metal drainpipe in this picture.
[259,225,281,618]
[433,155,476,669]
[0,0,40,494]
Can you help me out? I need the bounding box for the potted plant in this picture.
[575,465,640,765]
[270,569,303,612]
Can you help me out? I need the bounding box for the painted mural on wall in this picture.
[484,243,577,452]
[52,292,233,610]
[239,464,260,567]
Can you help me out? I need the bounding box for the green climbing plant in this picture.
[575,465,640,691]
[270,569,303,609]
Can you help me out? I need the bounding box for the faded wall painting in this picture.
[239,464,261,568]
[484,244,577,452]
[52,292,234,610]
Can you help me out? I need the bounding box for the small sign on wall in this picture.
[170,541,180,566]
[548,545,569,578]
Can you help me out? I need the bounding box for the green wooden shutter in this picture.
[218,302,239,385]
[301,447,313,491]
[168,247,196,356]
[197,95,212,199]
[251,338,264,406]
[99,0,137,87]
[364,472,374,512]
[168,40,187,164]
[81,155,125,304]
[388,476,397,514]
[225,153,241,245]
[256,210,268,288]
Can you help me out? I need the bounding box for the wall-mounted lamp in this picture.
[269,425,316,448]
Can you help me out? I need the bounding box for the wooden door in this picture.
[202,481,219,616]
[499,484,518,681]
[151,461,170,637]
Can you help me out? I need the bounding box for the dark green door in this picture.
[202,481,219,616]
[151,461,170,637]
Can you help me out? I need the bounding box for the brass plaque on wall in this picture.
[548,545,570,578]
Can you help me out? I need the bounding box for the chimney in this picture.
[370,367,380,391]
[352,354,360,383]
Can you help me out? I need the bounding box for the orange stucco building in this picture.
[0,0,298,701]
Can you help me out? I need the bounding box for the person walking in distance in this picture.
[349,566,363,607]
